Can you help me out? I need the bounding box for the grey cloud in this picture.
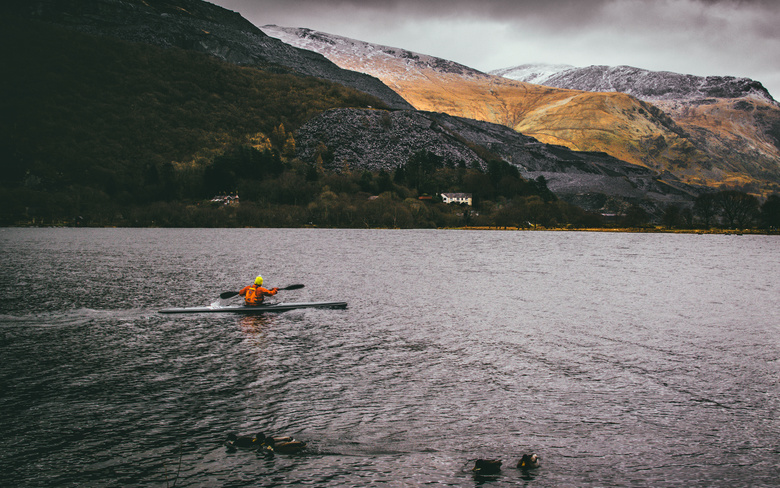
[220,0,777,18]
[221,0,780,39]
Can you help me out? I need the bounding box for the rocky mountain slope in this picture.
[9,0,771,217]
[296,108,701,210]
[8,0,412,110]
[263,26,780,196]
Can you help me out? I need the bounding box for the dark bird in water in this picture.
[258,433,307,454]
[517,453,540,470]
[225,432,262,451]
[472,459,502,475]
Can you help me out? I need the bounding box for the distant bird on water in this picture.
[517,453,540,470]
[258,433,307,454]
[472,458,502,475]
[225,432,262,451]
[225,431,307,455]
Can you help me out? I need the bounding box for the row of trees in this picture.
[0,135,594,228]
[8,137,777,230]
[656,192,779,230]
[146,146,606,228]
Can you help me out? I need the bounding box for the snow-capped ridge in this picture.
[261,25,488,80]
[493,64,777,104]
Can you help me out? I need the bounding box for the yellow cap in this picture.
[254,275,263,285]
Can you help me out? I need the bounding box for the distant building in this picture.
[210,194,240,205]
[440,192,472,206]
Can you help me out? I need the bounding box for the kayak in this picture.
[159,301,347,314]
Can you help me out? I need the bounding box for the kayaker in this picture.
[239,276,278,306]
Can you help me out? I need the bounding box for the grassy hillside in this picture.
[0,17,383,219]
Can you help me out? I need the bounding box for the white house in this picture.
[440,193,472,206]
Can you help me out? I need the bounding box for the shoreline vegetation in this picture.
[4,156,778,233]
[5,222,777,235]
[5,227,777,237]
[4,156,779,234]
[456,226,777,235]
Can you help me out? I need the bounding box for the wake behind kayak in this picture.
[158,301,347,314]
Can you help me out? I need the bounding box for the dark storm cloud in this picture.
[220,0,780,47]
[221,0,610,24]
[216,0,778,34]
[219,0,776,20]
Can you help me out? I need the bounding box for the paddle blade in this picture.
[281,284,304,290]
[220,291,240,299]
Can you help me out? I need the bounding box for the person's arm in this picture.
[238,285,250,296]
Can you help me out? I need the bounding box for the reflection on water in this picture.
[239,314,274,331]
[238,315,275,344]
[0,228,778,487]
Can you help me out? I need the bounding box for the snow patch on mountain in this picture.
[261,25,488,83]
[489,64,573,86]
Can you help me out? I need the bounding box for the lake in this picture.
[1,228,778,487]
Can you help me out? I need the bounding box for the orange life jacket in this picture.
[240,284,276,305]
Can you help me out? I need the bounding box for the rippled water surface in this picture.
[1,228,778,487]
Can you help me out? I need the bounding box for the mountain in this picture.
[3,0,762,223]
[2,0,685,225]
[7,0,412,110]
[265,26,706,209]
[494,64,780,195]
[262,26,780,196]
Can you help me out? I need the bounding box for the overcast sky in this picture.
[209,0,780,99]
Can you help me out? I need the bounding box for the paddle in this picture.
[220,284,304,300]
